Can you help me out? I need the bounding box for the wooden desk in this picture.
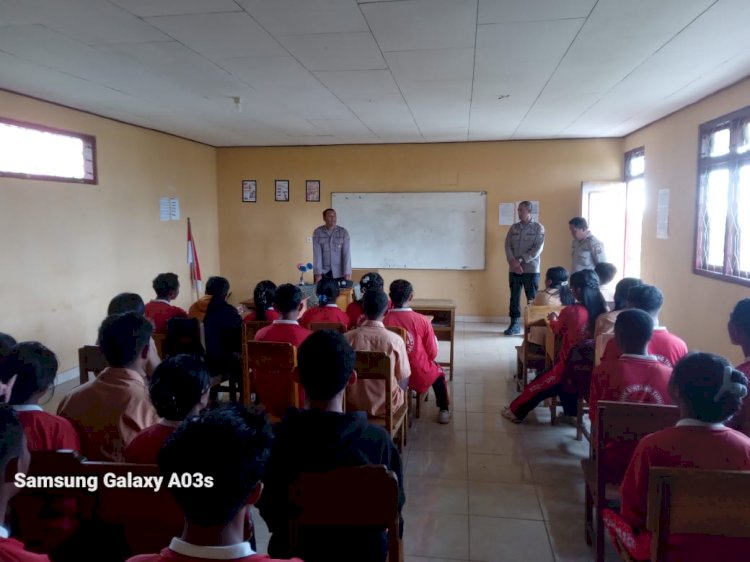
[410,298,456,380]
[241,286,352,314]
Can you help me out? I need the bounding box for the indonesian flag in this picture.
[187,218,202,294]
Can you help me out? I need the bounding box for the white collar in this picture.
[0,525,9,539]
[273,319,299,325]
[168,537,254,559]
[620,353,658,361]
[324,304,340,308]
[154,299,172,304]
[11,404,44,412]
[676,418,728,430]
[158,419,182,428]
[390,307,412,312]
[653,326,667,331]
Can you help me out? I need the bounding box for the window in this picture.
[695,107,750,286]
[624,147,645,278]
[0,118,96,184]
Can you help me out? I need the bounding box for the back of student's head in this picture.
[0,342,58,405]
[670,352,748,423]
[613,278,642,311]
[316,278,340,306]
[98,312,153,368]
[0,333,17,359]
[358,272,384,301]
[274,283,303,313]
[545,267,575,305]
[152,273,180,299]
[363,290,389,320]
[253,280,277,320]
[570,269,607,335]
[389,279,413,308]
[107,293,145,315]
[614,310,654,353]
[149,355,210,421]
[298,330,355,401]
[730,298,750,340]
[627,284,663,316]
[594,263,617,286]
[158,404,273,527]
[0,405,25,483]
[205,277,230,300]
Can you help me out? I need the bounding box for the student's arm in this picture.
[522,223,545,264]
[601,338,620,362]
[423,319,439,361]
[619,440,654,529]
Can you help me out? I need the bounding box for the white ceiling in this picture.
[1,0,749,146]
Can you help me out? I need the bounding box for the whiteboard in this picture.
[332,192,486,270]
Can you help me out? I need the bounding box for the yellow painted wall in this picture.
[625,77,750,364]
[216,140,623,316]
[0,90,220,371]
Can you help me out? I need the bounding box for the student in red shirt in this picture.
[346,272,386,329]
[244,280,279,323]
[603,352,750,561]
[127,405,301,562]
[145,273,188,334]
[384,279,451,424]
[299,278,349,329]
[503,269,607,423]
[600,284,688,368]
[125,355,210,464]
[727,298,750,435]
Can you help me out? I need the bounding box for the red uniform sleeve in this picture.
[601,338,621,362]
[422,316,439,361]
[619,439,654,529]
[298,309,313,328]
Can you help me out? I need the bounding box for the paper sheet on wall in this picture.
[656,189,669,239]
[169,197,180,220]
[159,198,170,221]
[499,203,515,225]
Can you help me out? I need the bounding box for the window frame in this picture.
[693,106,750,288]
[0,117,98,185]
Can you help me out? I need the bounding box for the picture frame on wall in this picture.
[305,180,320,202]
[242,179,256,203]
[275,179,289,202]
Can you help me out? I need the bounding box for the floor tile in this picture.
[467,453,534,484]
[405,477,468,515]
[404,512,469,560]
[468,481,542,520]
[469,515,555,562]
[407,450,468,480]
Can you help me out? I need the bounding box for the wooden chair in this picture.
[151,333,166,358]
[582,401,680,562]
[309,322,347,333]
[244,341,299,421]
[352,351,408,450]
[77,345,108,385]
[288,465,402,562]
[595,333,614,366]
[516,305,564,391]
[231,320,272,404]
[643,467,750,561]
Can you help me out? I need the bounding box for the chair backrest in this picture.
[385,325,408,345]
[353,351,393,428]
[309,322,347,333]
[78,345,108,385]
[288,465,402,562]
[647,467,750,561]
[151,333,166,359]
[595,333,614,366]
[524,305,564,326]
[244,341,298,416]
[241,320,272,398]
[163,317,204,358]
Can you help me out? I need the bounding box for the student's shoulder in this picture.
[0,537,51,561]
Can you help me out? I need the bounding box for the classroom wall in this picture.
[0,90,220,372]
[624,76,750,364]
[216,140,623,317]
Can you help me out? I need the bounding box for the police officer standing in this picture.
[313,208,352,283]
[569,217,606,272]
[503,201,545,336]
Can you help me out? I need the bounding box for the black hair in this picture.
[0,405,24,480]
[107,293,145,315]
[545,267,575,305]
[0,333,17,359]
[730,298,750,339]
[614,310,654,354]
[0,342,58,405]
[568,217,588,230]
[670,352,748,423]
[253,280,277,321]
[613,278,642,311]
[627,284,663,316]
[389,279,414,309]
[569,269,607,336]
[322,208,335,217]
[149,355,210,421]
[274,284,303,314]
[518,200,532,210]
[158,404,273,527]
[298,330,355,401]
[205,277,230,300]
[153,273,180,299]
[357,272,384,303]
[98,312,153,368]
[594,263,617,285]
[363,290,389,320]
[316,278,340,307]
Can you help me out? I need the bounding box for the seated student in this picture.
[594,277,642,338]
[0,406,51,562]
[603,353,750,562]
[257,330,404,562]
[127,405,300,562]
[502,269,607,423]
[244,280,279,323]
[346,272,386,329]
[203,277,243,384]
[345,290,410,418]
[589,310,673,438]
[58,312,159,461]
[594,262,617,308]
[108,292,161,377]
[601,284,688,368]
[145,273,188,333]
[125,355,210,464]
[187,294,212,322]
[727,298,750,435]
[531,266,575,306]
[298,278,349,329]
[254,284,312,346]
[384,279,451,424]
[0,342,80,452]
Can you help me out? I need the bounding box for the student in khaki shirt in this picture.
[344,290,410,418]
[58,312,159,462]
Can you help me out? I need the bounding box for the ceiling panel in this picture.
[237,0,369,36]
[279,32,386,72]
[386,49,474,83]
[478,0,596,24]
[110,0,243,17]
